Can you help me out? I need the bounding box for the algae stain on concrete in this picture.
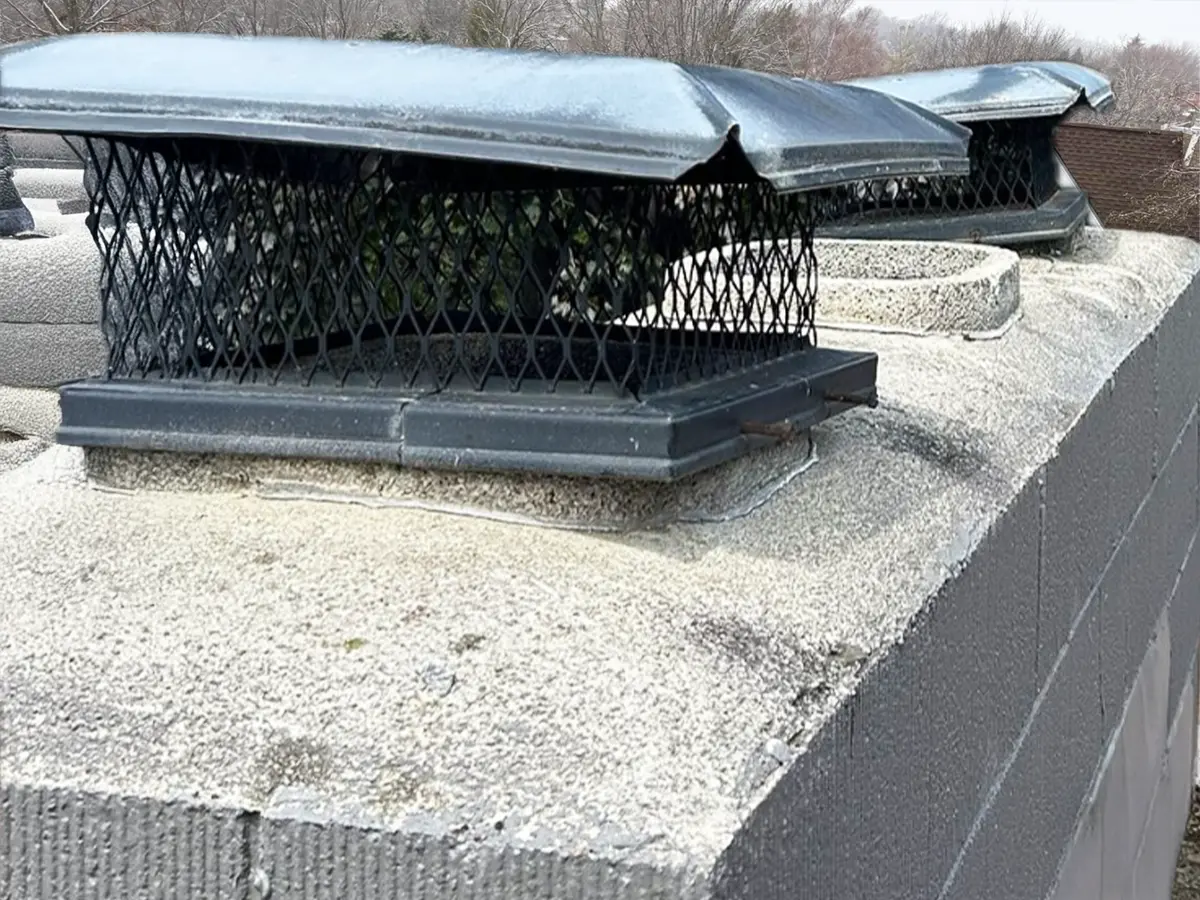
[372,759,443,818]
[450,633,485,655]
[252,736,334,804]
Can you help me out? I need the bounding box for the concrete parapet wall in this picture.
[0,227,103,390]
[21,198,89,237]
[0,387,61,440]
[12,167,86,203]
[6,132,82,170]
[1,230,1198,899]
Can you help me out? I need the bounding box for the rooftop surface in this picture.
[2,229,1198,882]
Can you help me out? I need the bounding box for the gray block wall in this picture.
[0,229,105,389]
[6,132,83,170]
[713,272,1200,900]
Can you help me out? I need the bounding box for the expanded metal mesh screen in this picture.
[82,136,820,399]
[821,119,1059,228]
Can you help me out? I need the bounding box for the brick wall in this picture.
[1056,123,1198,242]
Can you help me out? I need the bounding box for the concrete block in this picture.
[1154,277,1200,469]
[1101,416,1200,728]
[713,646,932,900]
[1051,624,1187,900]
[713,477,1042,900]
[7,131,82,169]
[1099,560,1132,736]
[0,784,251,900]
[12,167,85,202]
[1041,331,1158,672]
[1104,616,1171,896]
[257,815,705,900]
[1174,663,1197,859]
[920,475,1043,874]
[1099,724,1135,900]
[0,323,106,387]
[1054,798,1104,900]
[0,229,101,324]
[1130,664,1197,900]
[1169,538,1200,717]
[941,595,1104,900]
[0,385,60,439]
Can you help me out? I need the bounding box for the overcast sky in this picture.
[867,0,1200,47]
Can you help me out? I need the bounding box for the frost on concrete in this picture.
[0,229,1198,894]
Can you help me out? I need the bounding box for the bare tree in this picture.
[881,12,953,73]
[882,11,1073,73]
[561,0,624,54]
[1,0,155,37]
[1078,38,1200,128]
[463,0,561,49]
[286,0,385,38]
[135,0,231,32]
[762,0,886,80]
[224,0,291,34]
[380,0,470,43]
[612,0,789,70]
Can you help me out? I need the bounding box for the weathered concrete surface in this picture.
[7,131,81,170]
[2,229,1199,899]
[20,197,88,236]
[0,386,59,440]
[815,238,1021,336]
[0,435,50,473]
[0,223,103,387]
[11,166,86,202]
[0,323,104,387]
[88,432,818,532]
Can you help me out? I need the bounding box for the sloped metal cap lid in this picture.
[841,61,1114,123]
[0,33,971,191]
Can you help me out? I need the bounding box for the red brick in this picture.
[1055,124,1198,241]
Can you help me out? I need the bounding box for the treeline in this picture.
[2,0,1196,127]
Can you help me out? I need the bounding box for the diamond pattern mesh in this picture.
[81,136,820,399]
[820,119,1059,228]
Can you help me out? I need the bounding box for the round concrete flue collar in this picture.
[814,238,1021,338]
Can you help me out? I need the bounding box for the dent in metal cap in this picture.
[840,61,1115,122]
[0,33,971,191]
